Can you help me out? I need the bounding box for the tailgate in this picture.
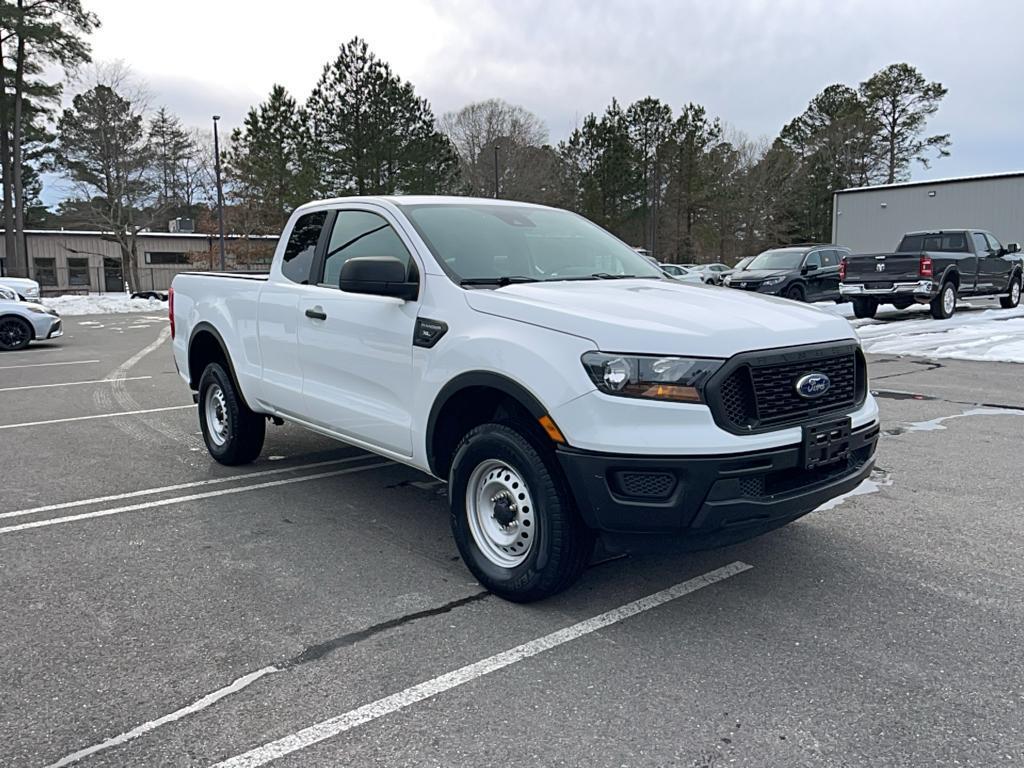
[843,252,921,283]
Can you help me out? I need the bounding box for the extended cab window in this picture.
[282,211,327,283]
[321,211,412,288]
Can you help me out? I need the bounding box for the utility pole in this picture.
[493,144,500,199]
[213,115,226,271]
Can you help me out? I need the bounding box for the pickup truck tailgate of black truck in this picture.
[844,252,922,283]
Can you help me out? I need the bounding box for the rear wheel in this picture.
[785,284,805,302]
[1000,274,1021,309]
[852,298,878,319]
[198,362,265,465]
[930,281,957,319]
[449,422,593,602]
[0,315,32,351]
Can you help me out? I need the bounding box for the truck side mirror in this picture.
[339,256,419,301]
[1007,242,1021,254]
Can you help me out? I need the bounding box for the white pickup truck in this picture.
[170,196,880,601]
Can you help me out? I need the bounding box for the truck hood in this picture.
[464,279,857,357]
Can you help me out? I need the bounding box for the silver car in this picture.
[0,276,41,301]
[0,285,62,350]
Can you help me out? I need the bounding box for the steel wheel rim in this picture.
[943,286,955,314]
[0,318,28,348]
[204,384,229,447]
[465,459,535,568]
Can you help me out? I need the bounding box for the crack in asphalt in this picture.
[280,591,490,670]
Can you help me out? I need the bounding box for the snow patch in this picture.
[815,468,892,512]
[42,293,167,317]
[903,406,1024,433]
[817,303,1024,363]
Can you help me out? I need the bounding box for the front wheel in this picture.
[785,284,805,302]
[1000,274,1021,309]
[930,281,957,319]
[0,315,32,351]
[449,422,594,602]
[198,362,266,465]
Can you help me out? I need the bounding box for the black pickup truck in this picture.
[839,229,1023,319]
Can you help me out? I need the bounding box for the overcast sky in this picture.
[45,0,1023,203]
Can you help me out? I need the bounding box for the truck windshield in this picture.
[746,248,806,270]
[399,202,664,284]
[897,233,968,252]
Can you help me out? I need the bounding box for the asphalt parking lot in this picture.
[2,312,1022,768]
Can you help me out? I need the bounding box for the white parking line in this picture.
[0,455,376,520]
[209,562,752,768]
[0,461,394,535]
[0,359,100,370]
[0,405,194,431]
[0,376,151,393]
[45,667,280,768]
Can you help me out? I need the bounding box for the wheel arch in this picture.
[187,322,254,410]
[0,312,36,342]
[426,371,551,479]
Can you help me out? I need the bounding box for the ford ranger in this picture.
[839,229,1022,319]
[170,197,880,602]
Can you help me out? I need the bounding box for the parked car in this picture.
[0,276,41,302]
[686,263,733,285]
[660,263,705,284]
[724,245,850,302]
[840,229,1023,319]
[0,285,62,351]
[171,196,879,602]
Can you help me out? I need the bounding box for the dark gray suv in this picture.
[723,244,851,302]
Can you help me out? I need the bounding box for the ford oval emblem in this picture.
[795,372,831,399]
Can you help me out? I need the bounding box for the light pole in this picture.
[493,144,499,199]
[212,115,226,271]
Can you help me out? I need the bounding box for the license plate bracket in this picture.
[803,417,852,469]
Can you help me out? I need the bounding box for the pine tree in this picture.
[224,84,315,233]
[305,37,457,197]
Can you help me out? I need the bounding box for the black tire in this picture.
[449,422,594,602]
[0,315,33,351]
[930,281,957,319]
[1000,274,1022,309]
[197,362,265,465]
[785,284,805,302]
[852,298,878,319]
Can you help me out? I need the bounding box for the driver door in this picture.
[296,206,420,456]
[979,232,1012,294]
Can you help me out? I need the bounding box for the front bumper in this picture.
[725,279,785,295]
[840,280,935,299]
[557,419,879,548]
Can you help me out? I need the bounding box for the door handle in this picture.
[305,306,327,321]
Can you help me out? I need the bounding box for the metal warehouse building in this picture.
[832,171,1024,253]
[0,230,279,294]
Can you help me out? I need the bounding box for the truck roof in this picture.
[293,195,556,214]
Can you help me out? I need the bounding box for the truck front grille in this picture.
[708,343,866,434]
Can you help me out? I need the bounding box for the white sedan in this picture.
[0,284,62,350]
[0,275,41,301]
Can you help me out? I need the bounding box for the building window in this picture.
[34,258,56,286]
[68,257,90,287]
[145,251,190,265]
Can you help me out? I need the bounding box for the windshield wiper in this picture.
[590,273,638,279]
[459,276,540,287]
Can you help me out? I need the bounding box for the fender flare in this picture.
[186,322,254,409]
[425,371,548,476]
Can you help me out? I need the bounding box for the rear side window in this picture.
[819,250,838,266]
[898,233,968,253]
[281,211,327,284]
[321,210,412,288]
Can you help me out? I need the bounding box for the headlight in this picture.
[761,276,785,287]
[582,352,722,403]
